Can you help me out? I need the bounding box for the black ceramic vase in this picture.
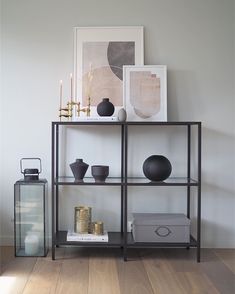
[97,98,115,116]
[143,155,172,181]
[70,159,89,181]
[91,165,109,182]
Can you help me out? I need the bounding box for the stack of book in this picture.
[74,116,118,121]
[67,231,109,242]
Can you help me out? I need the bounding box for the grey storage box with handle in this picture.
[132,213,190,243]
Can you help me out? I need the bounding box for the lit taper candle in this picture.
[70,73,73,103]
[60,80,63,109]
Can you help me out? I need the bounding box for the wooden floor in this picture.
[0,247,234,294]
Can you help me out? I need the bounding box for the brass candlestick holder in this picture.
[59,101,72,120]
[77,97,91,117]
[59,99,91,121]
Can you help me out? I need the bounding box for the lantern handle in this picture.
[20,158,42,174]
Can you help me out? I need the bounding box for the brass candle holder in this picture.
[59,100,91,121]
[59,71,92,121]
[77,96,91,117]
[74,206,92,234]
[92,221,104,235]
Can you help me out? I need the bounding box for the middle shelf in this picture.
[54,176,199,186]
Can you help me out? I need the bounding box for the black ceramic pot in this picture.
[143,155,172,181]
[70,159,89,181]
[97,98,114,116]
[91,165,109,182]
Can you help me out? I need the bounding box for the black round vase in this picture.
[143,155,172,181]
[97,98,114,116]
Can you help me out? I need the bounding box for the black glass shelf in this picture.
[56,231,123,247]
[127,233,197,248]
[55,231,197,248]
[54,176,199,186]
[126,177,198,186]
[54,177,123,186]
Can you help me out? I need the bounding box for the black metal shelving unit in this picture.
[51,121,201,262]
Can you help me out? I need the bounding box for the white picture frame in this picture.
[123,65,167,121]
[74,26,144,117]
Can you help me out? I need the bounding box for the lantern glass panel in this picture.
[14,180,48,257]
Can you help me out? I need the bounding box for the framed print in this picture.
[123,65,167,121]
[74,26,144,116]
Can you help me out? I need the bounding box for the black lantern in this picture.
[14,158,48,257]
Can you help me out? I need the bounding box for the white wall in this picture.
[1,0,235,247]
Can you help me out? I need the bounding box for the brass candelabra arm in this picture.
[59,103,73,121]
[77,107,91,117]
[86,97,91,117]
[59,114,71,118]
[60,107,69,112]
[78,99,91,116]
[86,107,91,117]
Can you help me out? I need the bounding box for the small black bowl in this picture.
[91,165,109,182]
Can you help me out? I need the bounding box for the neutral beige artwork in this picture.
[130,71,161,118]
[82,41,135,107]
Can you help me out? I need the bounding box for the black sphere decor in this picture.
[143,155,172,181]
[97,98,115,116]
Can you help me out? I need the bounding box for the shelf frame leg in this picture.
[51,122,55,260]
[55,124,59,248]
[197,123,202,262]
[123,124,128,261]
[121,124,124,236]
[187,125,191,250]
[187,124,191,219]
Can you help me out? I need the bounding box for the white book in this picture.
[67,231,109,242]
[74,116,118,121]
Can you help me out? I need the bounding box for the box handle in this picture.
[155,226,171,237]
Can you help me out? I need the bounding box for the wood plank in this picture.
[176,272,220,294]
[141,248,225,294]
[200,249,235,294]
[214,249,235,274]
[0,256,36,294]
[142,249,187,294]
[55,247,89,294]
[161,248,200,273]
[116,249,154,294]
[22,249,64,294]
[88,248,121,294]
[0,246,15,271]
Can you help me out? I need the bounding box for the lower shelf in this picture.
[56,231,122,247]
[55,231,197,248]
[127,233,197,248]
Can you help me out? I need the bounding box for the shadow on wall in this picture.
[201,217,235,248]
[185,126,235,247]
[167,69,202,121]
[202,126,235,188]
[202,127,235,247]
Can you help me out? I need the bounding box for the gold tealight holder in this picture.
[92,221,104,235]
[74,206,92,233]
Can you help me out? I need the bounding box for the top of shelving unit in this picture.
[52,121,201,126]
